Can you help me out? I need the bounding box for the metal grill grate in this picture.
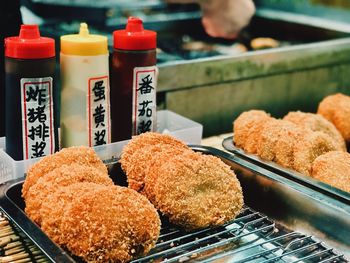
[133,206,348,263]
[0,211,50,263]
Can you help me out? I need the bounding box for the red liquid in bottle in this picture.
[111,17,157,142]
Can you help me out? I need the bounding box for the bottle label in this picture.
[20,77,55,159]
[88,76,111,146]
[132,66,158,135]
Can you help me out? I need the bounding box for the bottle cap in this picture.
[113,17,156,50]
[5,24,55,59]
[61,23,108,56]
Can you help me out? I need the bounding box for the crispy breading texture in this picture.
[284,111,346,151]
[317,93,350,142]
[59,185,161,263]
[153,153,244,230]
[143,150,201,204]
[311,151,350,193]
[22,146,107,200]
[25,164,113,225]
[293,131,338,176]
[40,183,101,245]
[233,110,271,153]
[256,119,301,162]
[120,132,190,191]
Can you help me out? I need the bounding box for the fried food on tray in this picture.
[311,151,350,193]
[121,133,244,230]
[317,93,350,142]
[293,131,338,176]
[251,37,280,50]
[274,125,304,169]
[40,183,160,262]
[143,150,202,204]
[256,119,301,162]
[25,164,113,225]
[233,110,271,153]
[283,111,346,151]
[40,182,101,245]
[150,153,243,230]
[120,132,190,192]
[60,185,161,263]
[22,146,107,200]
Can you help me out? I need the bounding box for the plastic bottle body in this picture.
[5,57,58,160]
[111,49,157,142]
[60,53,110,147]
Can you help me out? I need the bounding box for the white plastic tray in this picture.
[0,110,203,184]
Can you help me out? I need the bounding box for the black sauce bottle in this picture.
[5,24,58,160]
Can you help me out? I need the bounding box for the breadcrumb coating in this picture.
[284,111,346,151]
[143,150,201,204]
[40,183,102,245]
[293,131,338,175]
[153,154,244,230]
[256,119,300,162]
[25,164,113,225]
[233,110,271,153]
[317,93,350,142]
[120,132,190,191]
[60,185,161,262]
[311,151,350,193]
[22,146,107,200]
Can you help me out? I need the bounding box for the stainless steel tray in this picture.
[0,146,349,262]
[222,136,350,205]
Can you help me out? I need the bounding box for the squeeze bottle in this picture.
[5,24,58,160]
[60,23,110,147]
[111,17,157,142]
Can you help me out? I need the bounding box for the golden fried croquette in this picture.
[152,153,243,230]
[59,185,161,262]
[143,150,201,204]
[317,93,350,142]
[311,151,350,192]
[233,110,271,153]
[25,164,113,225]
[293,131,338,176]
[40,183,102,245]
[120,132,190,192]
[284,111,346,151]
[256,119,300,162]
[274,127,304,169]
[22,146,107,200]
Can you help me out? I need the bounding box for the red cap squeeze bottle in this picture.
[111,17,158,142]
[4,25,58,160]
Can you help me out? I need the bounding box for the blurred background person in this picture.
[166,0,255,39]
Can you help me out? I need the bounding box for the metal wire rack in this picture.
[0,211,50,263]
[133,206,348,263]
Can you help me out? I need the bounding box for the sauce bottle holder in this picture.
[0,110,202,184]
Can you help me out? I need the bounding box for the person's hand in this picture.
[166,0,255,39]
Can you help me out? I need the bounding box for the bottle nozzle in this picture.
[126,17,144,33]
[79,23,89,37]
[19,25,40,39]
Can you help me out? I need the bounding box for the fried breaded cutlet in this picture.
[147,153,243,230]
[233,110,271,154]
[256,119,301,163]
[41,183,161,263]
[22,146,107,200]
[25,164,113,225]
[284,111,346,151]
[293,131,338,176]
[121,133,244,230]
[120,132,190,191]
[311,151,350,193]
[317,93,350,142]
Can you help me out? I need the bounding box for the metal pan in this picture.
[222,136,350,205]
[0,146,349,262]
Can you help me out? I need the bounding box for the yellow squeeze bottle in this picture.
[60,23,111,147]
